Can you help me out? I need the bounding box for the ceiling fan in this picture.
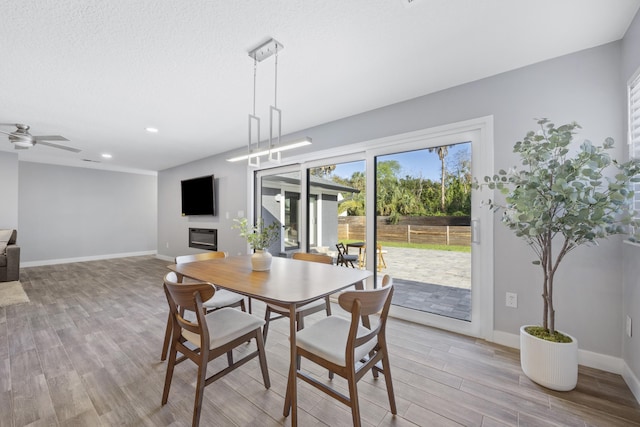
[0,123,81,153]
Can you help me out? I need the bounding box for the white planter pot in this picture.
[251,250,272,271]
[519,325,578,391]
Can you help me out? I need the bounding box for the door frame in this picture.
[249,116,494,340]
[364,119,494,339]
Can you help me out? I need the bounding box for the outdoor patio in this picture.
[320,245,472,321]
[381,246,471,321]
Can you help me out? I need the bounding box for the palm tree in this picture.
[428,145,450,212]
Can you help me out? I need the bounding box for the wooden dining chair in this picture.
[335,242,358,268]
[285,275,396,427]
[160,251,247,361]
[162,273,270,427]
[262,252,333,344]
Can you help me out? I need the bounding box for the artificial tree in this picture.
[476,119,640,340]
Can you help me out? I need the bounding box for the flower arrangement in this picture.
[233,217,281,251]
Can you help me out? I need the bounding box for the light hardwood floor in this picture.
[1,256,639,426]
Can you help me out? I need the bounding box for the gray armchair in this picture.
[0,229,20,282]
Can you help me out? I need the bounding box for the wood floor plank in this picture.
[59,408,104,427]
[8,317,35,356]
[47,370,95,423]
[11,348,43,380]
[4,256,638,427]
[12,374,57,427]
[402,402,467,427]
[0,317,8,361]
[459,378,586,427]
[0,390,12,427]
[0,357,10,393]
[32,325,62,353]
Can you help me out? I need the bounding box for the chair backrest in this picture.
[335,242,348,256]
[292,252,333,264]
[338,275,393,318]
[175,251,226,264]
[338,275,394,348]
[163,272,214,341]
[335,242,355,267]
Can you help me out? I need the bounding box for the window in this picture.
[629,69,640,234]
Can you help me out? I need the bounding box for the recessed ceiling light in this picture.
[101,153,112,159]
[145,127,159,133]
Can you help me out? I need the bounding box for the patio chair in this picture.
[335,242,358,268]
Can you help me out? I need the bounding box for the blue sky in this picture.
[331,142,471,182]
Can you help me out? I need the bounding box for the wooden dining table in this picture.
[168,254,373,426]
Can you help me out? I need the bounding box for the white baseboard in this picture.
[20,250,157,267]
[491,330,624,374]
[623,363,640,405]
[578,349,625,374]
[492,330,520,349]
[155,254,174,262]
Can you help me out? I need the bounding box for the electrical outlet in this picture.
[165,242,169,248]
[506,292,518,308]
[627,315,633,338]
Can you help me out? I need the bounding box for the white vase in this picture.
[251,250,272,271]
[519,325,578,391]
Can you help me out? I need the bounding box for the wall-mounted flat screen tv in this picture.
[181,175,215,216]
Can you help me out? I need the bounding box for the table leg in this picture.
[283,304,298,426]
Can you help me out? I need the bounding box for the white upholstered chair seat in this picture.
[204,288,245,309]
[296,316,377,367]
[182,307,265,350]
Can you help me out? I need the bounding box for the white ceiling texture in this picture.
[1,0,639,173]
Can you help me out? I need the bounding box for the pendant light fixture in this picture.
[228,38,312,165]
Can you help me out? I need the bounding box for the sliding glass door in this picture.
[374,143,472,321]
[251,118,494,339]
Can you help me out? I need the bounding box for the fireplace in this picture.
[189,228,217,251]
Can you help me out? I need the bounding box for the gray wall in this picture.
[0,152,19,229]
[314,42,625,356]
[157,155,248,260]
[622,11,640,386]
[18,162,157,262]
[158,40,630,358]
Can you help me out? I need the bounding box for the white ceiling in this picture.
[1,0,639,173]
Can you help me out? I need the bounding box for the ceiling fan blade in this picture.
[13,144,28,150]
[37,140,81,153]
[0,129,12,136]
[34,135,69,142]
